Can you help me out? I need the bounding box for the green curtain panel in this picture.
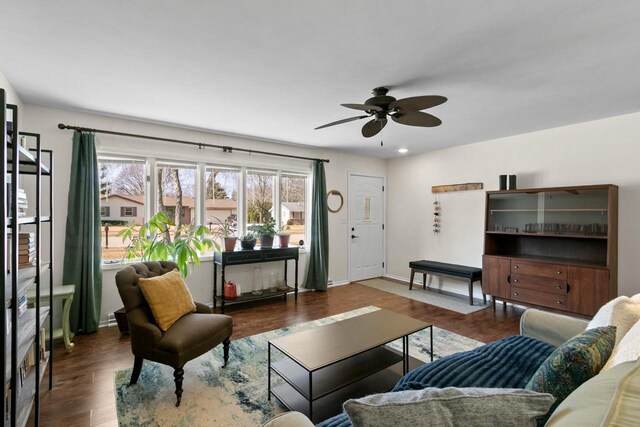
[303,161,329,290]
[63,131,103,333]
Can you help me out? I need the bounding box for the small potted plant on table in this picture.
[277,224,291,248]
[248,217,277,249]
[212,216,238,252]
[239,233,257,250]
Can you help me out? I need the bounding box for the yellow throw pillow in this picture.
[138,269,196,331]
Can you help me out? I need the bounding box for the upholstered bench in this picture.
[409,260,485,305]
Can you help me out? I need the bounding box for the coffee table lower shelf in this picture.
[269,345,424,423]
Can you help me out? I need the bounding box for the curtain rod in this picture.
[57,123,330,163]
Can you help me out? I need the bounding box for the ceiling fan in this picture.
[315,87,447,138]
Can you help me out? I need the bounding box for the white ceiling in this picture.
[2,1,640,158]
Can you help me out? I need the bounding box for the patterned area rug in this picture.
[358,278,490,314]
[114,306,482,426]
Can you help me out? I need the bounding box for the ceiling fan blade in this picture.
[341,103,383,112]
[391,111,442,127]
[361,119,387,138]
[389,95,447,111]
[315,115,370,130]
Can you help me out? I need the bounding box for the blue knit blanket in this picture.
[316,335,555,427]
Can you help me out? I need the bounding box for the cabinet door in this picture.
[567,266,610,316]
[483,256,511,299]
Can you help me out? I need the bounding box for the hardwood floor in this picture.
[36,282,524,426]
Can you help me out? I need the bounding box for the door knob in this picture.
[351,235,359,239]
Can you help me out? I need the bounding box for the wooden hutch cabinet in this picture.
[482,184,617,317]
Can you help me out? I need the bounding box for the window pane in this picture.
[156,163,197,231]
[280,174,307,246]
[204,168,239,252]
[246,170,275,246]
[98,157,146,262]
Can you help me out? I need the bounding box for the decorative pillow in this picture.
[545,359,640,427]
[343,387,554,427]
[138,269,196,331]
[587,296,640,347]
[525,326,616,425]
[605,320,640,369]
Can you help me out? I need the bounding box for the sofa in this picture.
[264,298,640,427]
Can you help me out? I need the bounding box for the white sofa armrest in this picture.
[520,309,589,347]
[262,411,314,427]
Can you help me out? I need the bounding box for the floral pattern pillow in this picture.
[525,326,616,425]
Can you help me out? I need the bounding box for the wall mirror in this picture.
[327,189,344,213]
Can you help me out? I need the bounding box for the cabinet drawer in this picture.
[511,286,567,310]
[224,251,263,264]
[511,274,567,295]
[510,260,567,280]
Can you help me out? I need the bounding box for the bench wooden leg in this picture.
[409,269,415,290]
[422,273,427,290]
[468,279,473,305]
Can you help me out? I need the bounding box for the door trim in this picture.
[347,172,387,282]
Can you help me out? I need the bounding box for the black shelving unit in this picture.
[2,90,54,427]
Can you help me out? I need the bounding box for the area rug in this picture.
[114,306,482,426]
[357,278,489,314]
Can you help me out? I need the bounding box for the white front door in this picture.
[348,174,384,281]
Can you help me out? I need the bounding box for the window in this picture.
[155,162,197,229]
[98,153,310,262]
[205,167,239,251]
[121,207,137,217]
[280,174,307,245]
[246,170,276,246]
[98,156,146,262]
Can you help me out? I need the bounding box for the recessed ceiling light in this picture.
[398,148,409,154]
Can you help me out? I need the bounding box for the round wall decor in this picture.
[327,189,344,213]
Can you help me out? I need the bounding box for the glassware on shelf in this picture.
[252,267,263,295]
[268,271,277,292]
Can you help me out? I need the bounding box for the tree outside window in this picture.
[98,157,146,261]
[156,163,196,238]
[205,168,239,251]
[246,171,275,245]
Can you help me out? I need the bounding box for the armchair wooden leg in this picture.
[174,367,184,407]
[130,356,143,385]
[222,337,230,368]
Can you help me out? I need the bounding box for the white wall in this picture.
[0,71,23,109]
[387,112,640,298]
[21,104,386,322]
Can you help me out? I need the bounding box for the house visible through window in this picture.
[98,154,309,263]
[98,156,146,262]
[205,167,239,252]
[121,207,137,217]
[280,174,307,245]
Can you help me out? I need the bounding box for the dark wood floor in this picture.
[36,282,524,426]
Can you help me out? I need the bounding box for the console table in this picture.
[213,247,299,313]
[27,284,76,353]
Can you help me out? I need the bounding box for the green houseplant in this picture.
[117,211,218,277]
[248,217,276,248]
[239,233,257,250]
[211,216,238,252]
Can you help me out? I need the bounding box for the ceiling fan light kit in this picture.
[315,86,447,138]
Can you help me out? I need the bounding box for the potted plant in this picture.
[239,233,257,250]
[212,216,238,252]
[117,211,218,277]
[248,217,277,248]
[277,224,291,248]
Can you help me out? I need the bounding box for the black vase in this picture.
[508,175,517,190]
[499,175,507,190]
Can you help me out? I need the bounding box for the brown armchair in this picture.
[115,261,232,406]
